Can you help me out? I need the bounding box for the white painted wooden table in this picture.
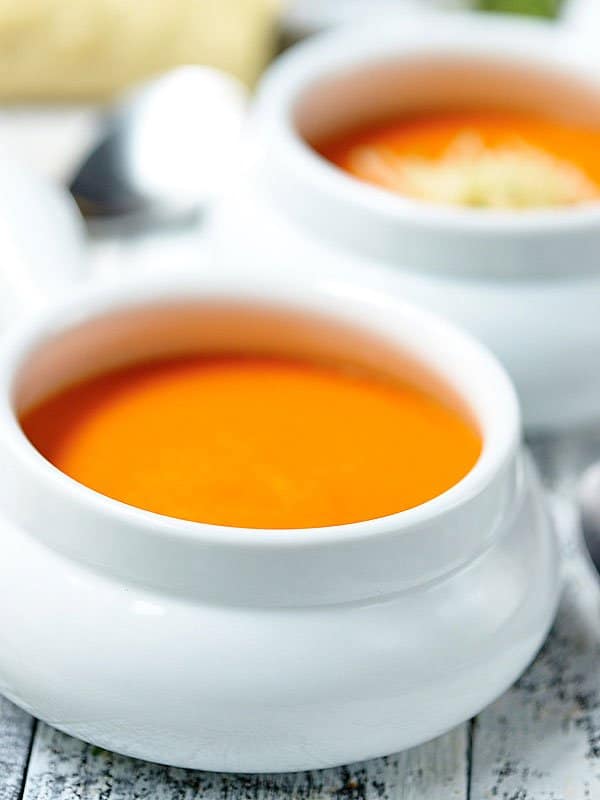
[3,228,600,799]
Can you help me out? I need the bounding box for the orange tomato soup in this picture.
[20,354,481,529]
[318,110,600,208]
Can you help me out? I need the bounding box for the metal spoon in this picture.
[69,66,247,226]
[579,461,600,571]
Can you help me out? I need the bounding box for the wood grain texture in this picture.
[470,498,600,800]
[21,722,468,800]
[0,697,35,800]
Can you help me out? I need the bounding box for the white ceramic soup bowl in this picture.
[210,12,600,431]
[0,269,558,772]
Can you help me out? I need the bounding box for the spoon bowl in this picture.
[579,461,600,572]
[69,66,247,223]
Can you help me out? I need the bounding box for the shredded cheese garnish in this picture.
[349,132,598,208]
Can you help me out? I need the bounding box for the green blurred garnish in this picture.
[475,0,563,17]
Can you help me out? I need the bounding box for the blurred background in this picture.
[0,0,576,183]
[0,0,566,98]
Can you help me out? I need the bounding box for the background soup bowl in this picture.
[0,269,558,772]
[210,12,600,431]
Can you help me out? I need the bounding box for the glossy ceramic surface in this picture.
[210,13,600,430]
[0,152,86,324]
[0,270,559,771]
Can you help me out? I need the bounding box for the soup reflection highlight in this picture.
[20,354,481,529]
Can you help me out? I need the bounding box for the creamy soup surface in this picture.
[317,110,600,208]
[20,354,481,529]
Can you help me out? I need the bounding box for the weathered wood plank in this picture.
[22,721,468,800]
[470,498,600,800]
[0,697,35,800]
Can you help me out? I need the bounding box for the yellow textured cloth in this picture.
[0,0,279,99]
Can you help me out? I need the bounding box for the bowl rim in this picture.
[253,12,600,235]
[0,269,520,550]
